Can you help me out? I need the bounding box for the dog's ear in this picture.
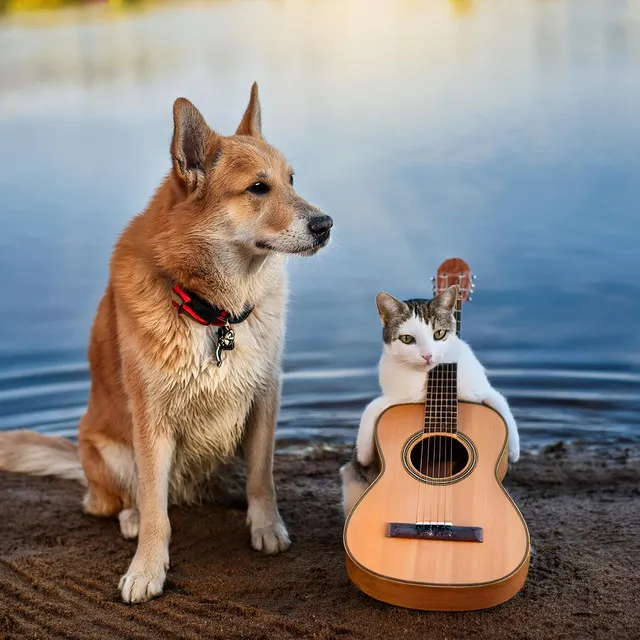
[171,98,212,192]
[235,82,262,139]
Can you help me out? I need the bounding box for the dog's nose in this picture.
[308,215,333,239]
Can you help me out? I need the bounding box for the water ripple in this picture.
[1,362,636,448]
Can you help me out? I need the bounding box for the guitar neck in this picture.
[424,363,458,434]
[426,260,474,434]
[424,292,463,433]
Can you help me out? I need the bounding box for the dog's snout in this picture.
[308,215,333,240]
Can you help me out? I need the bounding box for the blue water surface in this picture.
[0,0,638,448]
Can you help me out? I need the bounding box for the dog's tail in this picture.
[0,430,86,484]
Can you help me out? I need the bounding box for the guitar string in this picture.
[455,280,464,521]
[455,291,460,500]
[424,318,436,528]
[437,359,444,524]
[451,359,456,524]
[436,274,447,526]
[448,362,455,525]
[425,364,430,524]
[446,279,462,526]
[427,295,443,529]
[437,325,446,525]
[441,273,453,525]
[424,361,433,527]
[417,307,431,528]
[429,362,436,526]
[444,361,450,526]
[444,286,457,526]
[419,277,433,529]
[443,361,449,524]
[435,319,445,526]
[416,365,427,527]
[447,278,463,527]
[440,274,451,525]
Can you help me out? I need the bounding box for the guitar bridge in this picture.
[387,522,483,542]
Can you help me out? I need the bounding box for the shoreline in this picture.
[1,442,639,639]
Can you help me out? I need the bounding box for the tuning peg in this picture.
[472,274,477,281]
[430,276,435,281]
[468,295,473,301]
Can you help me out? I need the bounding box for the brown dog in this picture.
[0,83,332,603]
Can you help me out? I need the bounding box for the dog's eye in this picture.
[398,335,415,344]
[433,329,447,341]
[289,174,294,186]
[247,182,270,195]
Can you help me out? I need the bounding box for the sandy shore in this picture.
[1,442,638,639]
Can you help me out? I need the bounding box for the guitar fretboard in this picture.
[424,363,458,434]
[425,269,470,434]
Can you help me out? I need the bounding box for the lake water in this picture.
[0,0,639,450]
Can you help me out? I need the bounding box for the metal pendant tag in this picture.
[215,322,235,367]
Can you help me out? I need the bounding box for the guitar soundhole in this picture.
[408,435,470,480]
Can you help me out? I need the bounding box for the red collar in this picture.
[171,285,254,327]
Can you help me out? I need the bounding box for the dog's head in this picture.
[168,83,332,257]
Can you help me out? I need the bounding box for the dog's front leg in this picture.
[244,378,290,554]
[119,407,173,604]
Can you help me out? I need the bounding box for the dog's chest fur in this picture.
[142,281,286,502]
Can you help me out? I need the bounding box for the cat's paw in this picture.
[508,441,520,463]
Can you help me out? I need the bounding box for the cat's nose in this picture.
[422,354,432,364]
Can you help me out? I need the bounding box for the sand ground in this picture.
[1,442,638,640]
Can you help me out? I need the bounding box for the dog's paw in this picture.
[247,506,290,554]
[119,570,165,604]
[119,554,168,604]
[118,508,139,540]
[250,519,290,554]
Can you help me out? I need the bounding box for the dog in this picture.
[0,83,332,603]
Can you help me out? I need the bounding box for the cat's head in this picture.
[375,285,459,370]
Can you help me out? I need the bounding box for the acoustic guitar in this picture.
[343,258,530,611]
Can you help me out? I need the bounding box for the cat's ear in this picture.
[376,292,408,325]
[432,285,459,312]
[235,82,263,139]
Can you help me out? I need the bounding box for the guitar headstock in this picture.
[431,257,476,301]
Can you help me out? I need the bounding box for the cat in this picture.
[340,284,520,517]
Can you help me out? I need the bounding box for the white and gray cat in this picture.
[340,284,520,517]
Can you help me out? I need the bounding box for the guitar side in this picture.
[343,402,530,611]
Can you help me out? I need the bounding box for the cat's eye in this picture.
[433,329,447,341]
[398,335,415,344]
[246,181,271,195]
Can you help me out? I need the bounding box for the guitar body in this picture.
[344,402,530,611]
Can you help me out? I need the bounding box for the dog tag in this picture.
[215,323,235,367]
